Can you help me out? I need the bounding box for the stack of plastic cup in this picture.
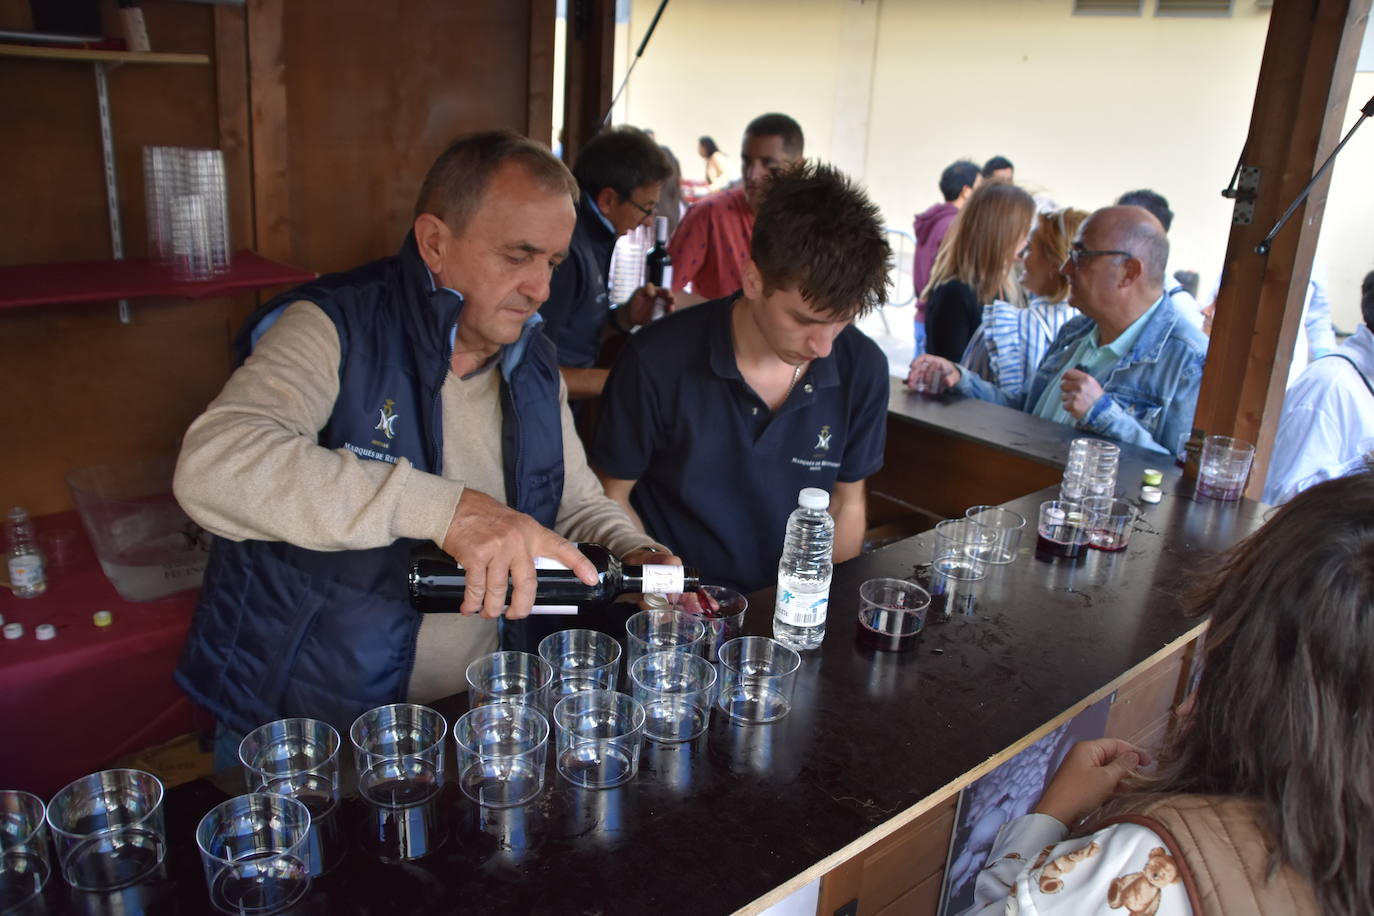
[143,146,231,280]
[1060,438,1120,501]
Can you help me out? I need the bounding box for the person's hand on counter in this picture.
[440,488,598,619]
[1032,738,1151,828]
[1060,368,1105,419]
[906,354,961,394]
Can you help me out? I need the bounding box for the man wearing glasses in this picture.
[539,126,675,399]
[909,206,1208,459]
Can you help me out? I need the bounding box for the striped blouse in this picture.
[960,297,1081,402]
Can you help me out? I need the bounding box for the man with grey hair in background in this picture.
[909,206,1208,459]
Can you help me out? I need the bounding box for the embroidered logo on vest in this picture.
[375,398,399,440]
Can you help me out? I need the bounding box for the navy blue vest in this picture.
[175,234,565,737]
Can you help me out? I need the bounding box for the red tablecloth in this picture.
[0,511,199,796]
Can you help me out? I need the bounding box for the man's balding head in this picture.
[1063,206,1170,324]
[1088,206,1169,290]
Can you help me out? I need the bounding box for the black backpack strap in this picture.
[1317,352,1374,399]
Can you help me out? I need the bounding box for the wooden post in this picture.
[561,0,615,163]
[1191,0,1371,497]
[246,0,291,264]
[528,0,558,147]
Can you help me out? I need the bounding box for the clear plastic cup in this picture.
[932,517,990,579]
[553,690,646,788]
[964,506,1026,565]
[537,629,621,700]
[1197,435,1256,501]
[664,585,748,662]
[1082,496,1138,552]
[465,651,554,711]
[453,704,549,808]
[349,704,447,861]
[195,793,311,915]
[629,650,717,743]
[715,636,801,723]
[0,790,50,911]
[238,718,343,876]
[624,609,706,669]
[1035,499,1091,562]
[46,769,165,891]
[857,578,931,650]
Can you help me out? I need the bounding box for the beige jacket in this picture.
[1103,795,1319,916]
[175,301,653,702]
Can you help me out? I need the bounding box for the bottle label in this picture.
[530,605,579,615]
[8,554,44,589]
[775,577,831,627]
[533,556,568,570]
[660,266,673,291]
[640,564,684,594]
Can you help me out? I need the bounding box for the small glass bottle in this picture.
[7,507,47,598]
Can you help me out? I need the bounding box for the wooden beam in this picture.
[527,0,557,146]
[213,4,253,258]
[561,0,615,163]
[246,0,291,263]
[1192,0,1370,497]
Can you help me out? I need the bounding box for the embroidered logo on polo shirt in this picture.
[375,398,399,440]
[815,425,832,450]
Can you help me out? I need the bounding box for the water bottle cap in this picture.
[3,623,22,640]
[93,610,114,627]
[798,487,830,510]
[35,624,55,641]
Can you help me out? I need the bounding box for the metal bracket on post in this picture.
[1222,165,1261,226]
[94,61,131,324]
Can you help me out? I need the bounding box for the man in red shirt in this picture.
[668,113,804,303]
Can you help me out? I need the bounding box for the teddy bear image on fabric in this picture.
[1107,846,1181,916]
[1030,841,1101,893]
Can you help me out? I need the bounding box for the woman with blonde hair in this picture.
[918,181,1036,362]
[962,470,1374,915]
[960,207,1088,400]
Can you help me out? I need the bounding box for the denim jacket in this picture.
[955,296,1208,459]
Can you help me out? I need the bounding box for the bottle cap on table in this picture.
[3,622,22,639]
[93,610,113,627]
[1142,468,1164,487]
[1141,485,1163,504]
[35,624,55,641]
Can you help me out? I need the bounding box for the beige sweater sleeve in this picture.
[173,301,461,550]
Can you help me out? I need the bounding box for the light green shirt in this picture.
[1032,296,1164,425]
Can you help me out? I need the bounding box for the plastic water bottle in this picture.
[773,488,834,650]
[6,507,47,598]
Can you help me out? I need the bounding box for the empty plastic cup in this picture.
[453,704,549,808]
[46,769,165,891]
[195,793,311,915]
[624,609,706,668]
[466,651,554,711]
[629,650,717,743]
[715,636,801,723]
[537,629,621,700]
[349,704,447,861]
[0,790,50,911]
[552,690,646,788]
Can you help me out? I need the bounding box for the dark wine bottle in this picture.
[644,215,673,289]
[408,543,699,614]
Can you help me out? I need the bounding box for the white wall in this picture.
[616,0,1373,332]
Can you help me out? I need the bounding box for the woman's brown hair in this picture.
[1032,207,1089,303]
[1103,471,1374,914]
[922,181,1035,305]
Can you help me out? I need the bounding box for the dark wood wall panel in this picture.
[278,0,540,274]
[0,1,219,266]
[0,300,236,515]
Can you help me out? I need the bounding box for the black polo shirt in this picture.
[591,294,888,593]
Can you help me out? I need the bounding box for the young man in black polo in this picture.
[539,125,674,400]
[591,162,891,593]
